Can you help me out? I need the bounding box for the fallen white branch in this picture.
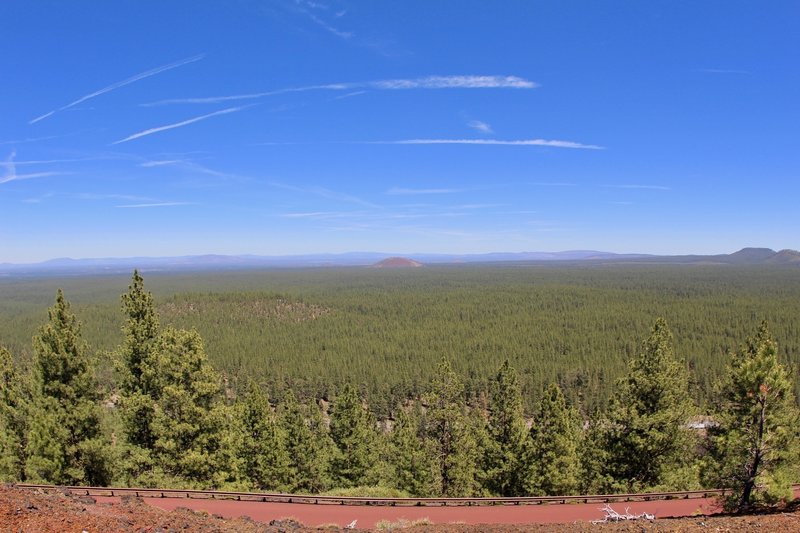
[592,504,655,524]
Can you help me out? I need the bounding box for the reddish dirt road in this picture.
[94,495,721,529]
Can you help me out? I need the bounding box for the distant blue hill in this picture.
[1,247,797,277]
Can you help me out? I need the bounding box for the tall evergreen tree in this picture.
[329,384,381,487]
[528,383,581,496]
[0,346,28,482]
[578,406,614,494]
[118,270,160,450]
[237,380,291,490]
[705,322,800,510]
[389,406,436,496]
[114,272,237,488]
[422,358,480,497]
[148,327,236,487]
[24,290,110,485]
[484,360,532,496]
[279,391,334,493]
[120,270,160,389]
[601,318,695,491]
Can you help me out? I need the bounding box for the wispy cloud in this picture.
[334,90,367,100]
[138,159,189,167]
[0,134,69,145]
[270,181,379,208]
[306,11,353,39]
[30,54,204,124]
[280,211,360,219]
[112,106,248,144]
[141,84,348,106]
[116,202,194,208]
[387,187,463,195]
[374,139,604,150]
[75,193,153,202]
[293,0,353,39]
[467,120,493,134]
[604,184,670,190]
[23,192,56,204]
[2,150,17,180]
[11,157,106,166]
[1,171,66,184]
[530,181,578,186]
[1,153,70,184]
[141,75,537,106]
[372,76,536,90]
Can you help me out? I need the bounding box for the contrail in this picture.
[373,139,604,149]
[1,152,68,184]
[141,75,537,106]
[112,106,247,144]
[30,54,205,124]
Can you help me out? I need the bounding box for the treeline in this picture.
[1,272,799,511]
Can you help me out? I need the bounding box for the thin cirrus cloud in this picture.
[141,75,537,106]
[387,187,463,195]
[467,120,494,134]
[292,0,353,40]
[0,134,69,145]
[269,181,379,208]
[29,54,204,124]
[112,106,248,144]
[115,202,194,208]
[375,139,604,150]
[604,184,670,190]
[371,75,536,89]
[1,150,68,184]
[138,159,190,167]
[306,11,353,39]
[141,84,350,106]
[1,171,66,184]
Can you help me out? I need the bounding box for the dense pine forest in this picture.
[1,266,799,510]
[1,265,799,414]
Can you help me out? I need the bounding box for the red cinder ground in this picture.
[4,485,800,532]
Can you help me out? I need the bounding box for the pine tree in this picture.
[237,380,291,491]
[279,391,334,493]
[118,270,160,450]
[601,318,695,491]
[120,270,160,390]
[705,322,800,511]
[578,407,613,494]
[329,384,381,487]
[114,272,237,488]
[0,346,28,481]
[422,358,480,496]
[528,383,581,496]
[484,360,532,496]
[389,406,436,496]
[148,327,235,487]
[24,290,110,485]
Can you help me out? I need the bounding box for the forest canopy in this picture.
[1,267,798,510]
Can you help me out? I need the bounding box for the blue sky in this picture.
[2,1,798,263]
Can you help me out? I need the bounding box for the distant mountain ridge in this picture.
[1,248,797,276]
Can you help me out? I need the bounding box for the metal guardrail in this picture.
[18,483,799,507]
